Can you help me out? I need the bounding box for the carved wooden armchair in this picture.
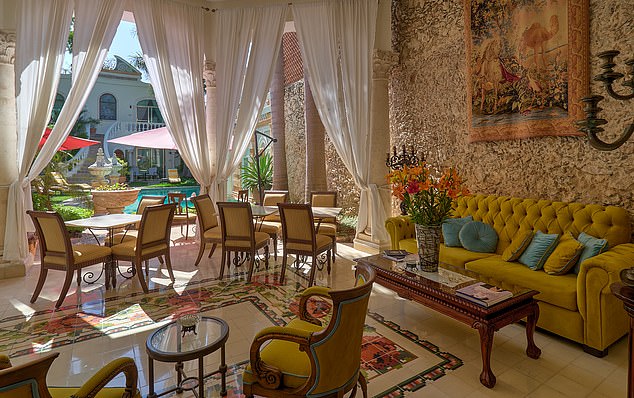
[242,263,375,398]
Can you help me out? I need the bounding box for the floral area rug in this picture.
[0,267,462,397]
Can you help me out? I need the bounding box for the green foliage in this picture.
[94,183,130,191]
[52,204,93,233]
[32,193,51,211]
[240,152,273,193]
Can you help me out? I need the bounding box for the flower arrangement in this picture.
[93,182,131,191]
[387,163,469,226]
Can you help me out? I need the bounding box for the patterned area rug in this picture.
[0,267,462,397]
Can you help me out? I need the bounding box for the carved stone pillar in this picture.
[203,61,218,197]
[353,49,399,253]
[0,29,25,278]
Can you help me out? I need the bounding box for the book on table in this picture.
[456,282,513,307]
[383,250,409,261]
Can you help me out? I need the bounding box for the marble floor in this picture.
[0,227,628,397]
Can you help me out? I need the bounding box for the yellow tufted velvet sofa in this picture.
[385,194,634,356]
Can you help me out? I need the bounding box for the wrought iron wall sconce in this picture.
[386,145,423,170]
[577,50,634,151]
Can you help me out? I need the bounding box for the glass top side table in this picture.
[146,316,229,398]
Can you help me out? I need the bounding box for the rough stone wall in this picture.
[390,0,634,230]
[284,79,360,214]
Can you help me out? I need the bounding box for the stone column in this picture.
[203,61,217,196]
[0,29,25,278]
[353,49,399,253]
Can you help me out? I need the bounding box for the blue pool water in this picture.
[123,186,200,213]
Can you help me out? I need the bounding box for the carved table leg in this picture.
[475,321,496,388]
[525,302,542,359]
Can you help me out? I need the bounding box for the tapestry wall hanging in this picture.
[465,0,589,142]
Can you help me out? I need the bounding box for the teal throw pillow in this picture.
[458,221,498,253]
[573,232,609,274]
[518,231,560,271]
[442,216,473,247]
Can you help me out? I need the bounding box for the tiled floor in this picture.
[0,227,628,397]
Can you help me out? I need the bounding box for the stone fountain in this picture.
[88,148,112,188]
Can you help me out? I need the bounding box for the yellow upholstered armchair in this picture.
[0,352,140,398]
[243,263,375,398]
[310,191,338,263]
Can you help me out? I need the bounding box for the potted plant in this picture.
[92,183,140,215]
[387,163,469,271]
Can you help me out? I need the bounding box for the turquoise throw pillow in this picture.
[458,221,498,253]
[518,231,560,271]
[442,216,473,247]
[573,232,609,274]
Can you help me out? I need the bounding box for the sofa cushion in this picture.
[501,230,533,262]
[465,256,578,311]
[573,232,609,274]
[442,216,473,247]
[544,232,584,275]
[459,221,498,253]
[440,245,494,268]
[399,238,417,254]
[518,231,560,271]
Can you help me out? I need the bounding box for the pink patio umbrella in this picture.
[107,126,178,150]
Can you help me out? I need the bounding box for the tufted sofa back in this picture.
[452,194,631,255]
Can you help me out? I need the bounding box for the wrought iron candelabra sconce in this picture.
[577,50,634,151]
[386,145,423,170]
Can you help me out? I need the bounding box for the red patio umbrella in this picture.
[39,127,100,151]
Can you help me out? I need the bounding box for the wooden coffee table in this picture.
[354,254,541,388]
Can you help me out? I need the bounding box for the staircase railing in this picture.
[65,146,90,177]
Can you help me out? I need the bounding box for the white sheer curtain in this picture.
[4,0,125,262]
[213,5,286,201]
[4,1,73,262]
[293,0,386,241]
[133,0,212,194]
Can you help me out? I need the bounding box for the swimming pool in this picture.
[123,186,200,213]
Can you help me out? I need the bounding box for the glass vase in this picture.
[415,224,441,272]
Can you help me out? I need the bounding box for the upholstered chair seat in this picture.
[243,318,324,388]
[286,234,332,252]
[203,226,222,240]
[111,241,169,257]
[43,244,111,266]
[262,190,289,223]
[225,231,270,249]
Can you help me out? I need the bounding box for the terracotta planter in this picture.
[92,188,141,215]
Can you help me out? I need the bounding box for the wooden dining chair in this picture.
[278,203,333,286]
[217,202,270,282]
[310,191,338,262]
[167,192,197,239]
[110,195,166,245]
[191,194,222,266]
[27,210,112,309]
[238,189,249,202]
[111,203,176,293]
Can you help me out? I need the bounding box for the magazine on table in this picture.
[382,250,410,261]
[456,282,513,307]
